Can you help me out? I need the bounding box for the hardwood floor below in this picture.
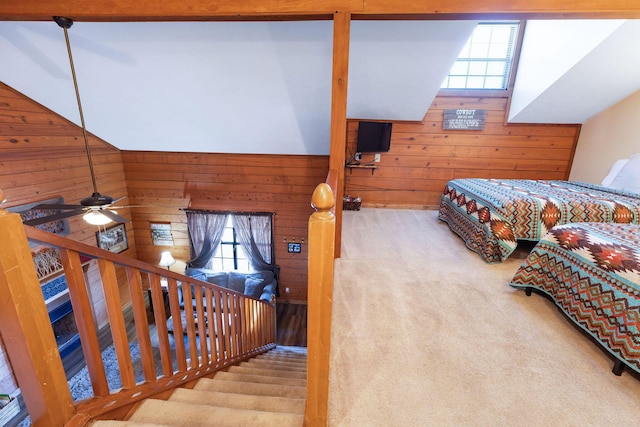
[276,302,307,347]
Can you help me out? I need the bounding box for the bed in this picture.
[509,222,640,375]
[438,178,640,263]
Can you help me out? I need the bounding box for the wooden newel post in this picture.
[0,191,75,426]
[305,183,335,426]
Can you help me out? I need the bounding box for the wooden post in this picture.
[0,193,75,425]
[304,183,335,426]
[328,10,351,259]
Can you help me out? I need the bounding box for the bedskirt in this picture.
[510,222,640,374]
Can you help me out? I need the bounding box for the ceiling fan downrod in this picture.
[54,16,100,197]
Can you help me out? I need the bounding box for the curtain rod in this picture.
[181,208,275,216]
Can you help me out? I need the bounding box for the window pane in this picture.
[468,43,489,58]
[210,258,223,271]
[484,76,504,89]
[442,22,518,90]
[487,61,506,75]
[468,61,487,76]
[466,76,486,89]
[488,43,509,58]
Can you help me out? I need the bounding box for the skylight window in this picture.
[442,22,519,90]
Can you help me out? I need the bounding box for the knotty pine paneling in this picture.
[0,83,137,253]
[0,82,138,398]
[345,96,581,209]
[121,151,329,302]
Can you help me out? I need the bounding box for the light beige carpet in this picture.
[328,208,640,426]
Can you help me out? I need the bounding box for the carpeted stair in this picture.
[91,347,307,427]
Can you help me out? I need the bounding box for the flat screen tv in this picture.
[356,121,392,153]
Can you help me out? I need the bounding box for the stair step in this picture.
[127,399,303,427]
[242,359,307,371]
[227,364,307,379]
[258,351,307,359]
[256,355,307,364]
[169,388,305,414]
[194,377,306,399]
[213,370,306,387]
[258,350,307,357]
[91,422,169,427]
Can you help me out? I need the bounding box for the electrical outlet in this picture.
[355,152,362,161]
[374,153,381,162]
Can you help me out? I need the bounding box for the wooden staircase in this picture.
[91,347,307,427]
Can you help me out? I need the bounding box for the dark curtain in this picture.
[185,211,228,269]
[232,214,278,275]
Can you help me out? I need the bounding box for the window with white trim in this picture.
[441,22,520,90]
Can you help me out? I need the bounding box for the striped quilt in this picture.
[510,222,640,374]
[438,179,640,263]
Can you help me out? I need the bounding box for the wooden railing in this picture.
[304,174,337,426]
[0,200,276,425]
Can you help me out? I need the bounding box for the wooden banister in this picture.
[0,206,75,425]
[305,182,336,426]
[0,198,276,424]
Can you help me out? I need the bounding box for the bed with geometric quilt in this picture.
[510,222,640,376]
[438,179,640,263]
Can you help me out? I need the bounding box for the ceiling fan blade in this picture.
[30,203,84,211]
[101,209,130,224]
[109,204,168,209]
[111,196,127,205]
[23,209,84,226]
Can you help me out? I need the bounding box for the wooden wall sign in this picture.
[443,109,486,130]
[150,222,174,246]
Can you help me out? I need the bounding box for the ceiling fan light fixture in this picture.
[83,211,112,226]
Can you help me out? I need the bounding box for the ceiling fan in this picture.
[23,17,129,228]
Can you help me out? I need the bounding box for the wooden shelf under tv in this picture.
[346,163,379,175]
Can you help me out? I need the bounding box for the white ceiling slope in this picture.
[0,20,474,155]
[509,20,640,123]
[347,20,476,121]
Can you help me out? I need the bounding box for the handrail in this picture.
[0,205,276,425]
[325,168,339,199]
[304,182,336,426]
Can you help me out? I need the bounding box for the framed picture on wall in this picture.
[96,223,128,253]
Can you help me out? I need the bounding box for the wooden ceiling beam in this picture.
[1,0,640,21]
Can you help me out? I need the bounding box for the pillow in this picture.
[184,268,207,282]
[244,277,264,299]
[227,271,248,293]
[609,153,640,194]
[205,271,229,288]
[601,159,629,187]
[247,270,275,285]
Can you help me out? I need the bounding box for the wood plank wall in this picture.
[121,151,329,302]
[0,82,137,398]
[0,83,136,253]
[345,96,581,209]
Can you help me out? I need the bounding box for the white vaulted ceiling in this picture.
[509,20,640,123]
[0,19,639,155]
[0,20,474,155]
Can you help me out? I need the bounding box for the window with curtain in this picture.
[210,216,251,272]
[185,210,276,275]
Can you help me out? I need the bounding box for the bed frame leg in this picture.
[525,288,532,296]
[612,360,624,376]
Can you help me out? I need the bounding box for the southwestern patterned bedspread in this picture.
[438,179,640,263]
[510,223,640,375]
